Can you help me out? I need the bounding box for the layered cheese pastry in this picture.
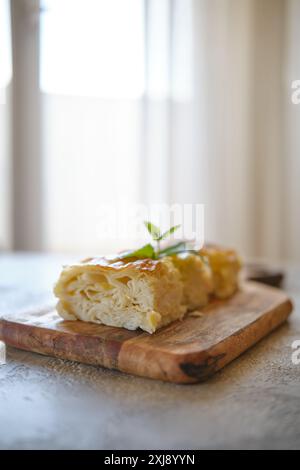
[54,256,186,334]
[171,253,214,311]
[199,244,242,299]
[54,246,241,333]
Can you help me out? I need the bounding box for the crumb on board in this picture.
[188,310,204,318]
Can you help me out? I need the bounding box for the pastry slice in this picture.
[54,256,186,334]
[54,246,241,334]
[170,253,214,310]
[199,244,242,299]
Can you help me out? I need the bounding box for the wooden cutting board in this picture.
[0,282,293,384]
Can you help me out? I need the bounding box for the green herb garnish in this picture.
[120,221,199,261]
[119,243,155,260]
[144,221,181,253]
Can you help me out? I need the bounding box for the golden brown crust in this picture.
[199,243,242,299]
[76,256,162,273]
[200,244,241,266]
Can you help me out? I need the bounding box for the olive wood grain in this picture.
[0,282,293,383]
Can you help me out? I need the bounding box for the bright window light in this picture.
[40,0,145,99]
[0,0,12,90]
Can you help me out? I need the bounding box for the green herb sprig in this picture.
[120,221,199,261]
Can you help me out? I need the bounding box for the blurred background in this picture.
[0,0,300,261]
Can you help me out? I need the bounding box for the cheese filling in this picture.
[54,258,185,334]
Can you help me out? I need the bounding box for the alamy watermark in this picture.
[291,80,300,104]
[291,340,300,365]
[94,203,205,247]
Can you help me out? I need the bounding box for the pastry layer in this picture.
[199,244,242,299]
[170,253,214,310]
[54,256,186,334]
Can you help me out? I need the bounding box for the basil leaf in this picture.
[159,224,181,241]
[119,243,155,260]
[144,221,161,241]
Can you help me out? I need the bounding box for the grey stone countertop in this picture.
[0,252,300,450]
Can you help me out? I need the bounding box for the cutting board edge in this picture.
[0,284,294,384]
[0,320,124,370]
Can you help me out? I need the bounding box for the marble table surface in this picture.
[0,252,300,450]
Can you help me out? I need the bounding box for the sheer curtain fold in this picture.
[283,0,300,262]
[148,0,271,256]
[156,0,296,260]
[0,0,12,251]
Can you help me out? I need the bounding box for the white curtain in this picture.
[41,0,145,253]
[283,0,300,262]
[42,0,257,255]
[0,0,12,250]
[5,0,300,261]
[145,0,292,260]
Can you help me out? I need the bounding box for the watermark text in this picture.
[291,340,300,365]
